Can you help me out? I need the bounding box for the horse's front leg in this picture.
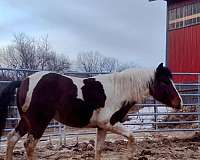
[95,128,107,160]
[98,122,136,159]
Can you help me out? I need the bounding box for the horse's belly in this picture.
[53,109,95,128]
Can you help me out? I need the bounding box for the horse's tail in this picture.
[0,81,21,137]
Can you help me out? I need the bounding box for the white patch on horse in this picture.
[22,71,50,112]
[90,69,155,125]
[68,76,84,100]
[170,79,183,106]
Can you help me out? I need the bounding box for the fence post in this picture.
[59,123,62,146]
[63,126,66,146]
[154,100,158,130]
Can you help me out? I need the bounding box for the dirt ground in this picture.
[1,132,200,160]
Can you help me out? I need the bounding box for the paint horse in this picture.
[0,63,182,160]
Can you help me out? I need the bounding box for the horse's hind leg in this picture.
[23,126,47,160]
[6,130,21,160]
[23,126,45,160]
[24,134,38,160]
[23,108,55,160]
[6,119,28,160]
[95,128,107,160]
[98,122,136,159]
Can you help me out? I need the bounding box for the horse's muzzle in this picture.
[174,104,182,110]
[172,99,183,110]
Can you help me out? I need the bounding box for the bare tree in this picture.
[0,33,71,76]
[46,53,71,73]
[35,35,70,72]
[36,35,52,70]
[117,62,137,72]
[77,51,100,72]
[100,57,119,72]
[2,33,38,69]
[77,51,119,73]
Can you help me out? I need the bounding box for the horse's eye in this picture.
[161,80,170,85]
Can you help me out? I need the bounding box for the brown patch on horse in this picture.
[29,73,88,137]
[110,101,136,125]
[81,78,106,109]
[16,73,107,139]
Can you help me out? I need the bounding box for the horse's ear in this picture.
[155,63,164,78]
[156,63,164,72]
[155,63,172,79]
[83,78,95,85]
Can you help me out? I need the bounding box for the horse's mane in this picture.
[96,68,155,102]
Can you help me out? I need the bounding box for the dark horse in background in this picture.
[0,63,182,160]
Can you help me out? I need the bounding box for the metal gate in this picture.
[0,68,200,144]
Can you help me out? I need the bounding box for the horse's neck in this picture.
[97,69,155,104]
[117,69,154,103]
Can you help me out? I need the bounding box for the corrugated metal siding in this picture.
[168,0,199,9]
[168,24,200,83]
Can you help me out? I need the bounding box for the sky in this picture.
[0,0,167,68]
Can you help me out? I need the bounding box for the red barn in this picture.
[150,0,200,83]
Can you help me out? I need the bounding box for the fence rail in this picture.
[0,68,200,144]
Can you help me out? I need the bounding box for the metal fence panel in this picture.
[0,68,200,144]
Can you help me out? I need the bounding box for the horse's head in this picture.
[149,63,183,110]
[81,78,106,109]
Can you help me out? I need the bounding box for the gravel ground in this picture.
[1,132,200,160]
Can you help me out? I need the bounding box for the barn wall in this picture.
[168,24,200,82]
[168,0,200,9]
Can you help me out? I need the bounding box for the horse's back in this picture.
[17,72,78,111]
